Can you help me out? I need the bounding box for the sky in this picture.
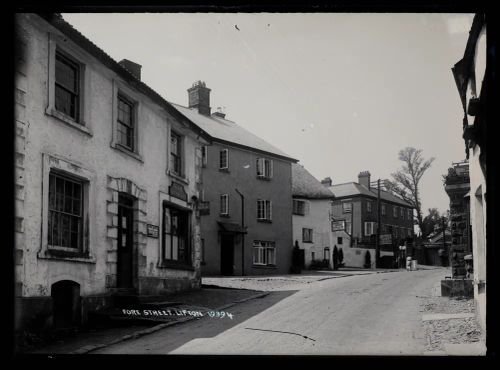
[63,12,474,216]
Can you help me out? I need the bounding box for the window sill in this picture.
[46,108,92,136]
[157,261,195,271]
[38,248,96,263]
[292,213,305,216]
[257,219,272,223]
[302,241,313,244]
[219,214,230,218]
[219,168,230,173]
[111,142,144,163]
[252,264,277,269]
[257,176,272,181]
[167,170,190,185]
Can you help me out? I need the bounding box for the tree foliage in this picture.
[421,208,449,239]
[386,147,435,237]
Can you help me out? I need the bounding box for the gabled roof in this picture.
[37,13,212,143]
[291,163,335,200]
[171,103,297,162]
[328,182,413,208]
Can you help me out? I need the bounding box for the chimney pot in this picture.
[119,59,142,80]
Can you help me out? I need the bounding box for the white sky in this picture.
[62,12,474,215]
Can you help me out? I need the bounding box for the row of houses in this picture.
[14,13,415,335]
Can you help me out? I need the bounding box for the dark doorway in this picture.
[221,233,234,276]
[117,194,134,289]
[51,280,81,329]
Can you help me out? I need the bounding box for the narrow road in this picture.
[93,268,445,355]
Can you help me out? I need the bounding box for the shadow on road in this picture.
[92,290,298,354]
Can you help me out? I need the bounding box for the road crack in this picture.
[245,327,316,342]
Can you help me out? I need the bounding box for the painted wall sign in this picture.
[331,220,346,232]
[147,224,159,238]
[169,181,188,201]
[379,234,393,245]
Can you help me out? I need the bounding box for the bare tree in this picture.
[386,147,435,238]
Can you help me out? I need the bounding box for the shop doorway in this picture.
[117,194,134,289]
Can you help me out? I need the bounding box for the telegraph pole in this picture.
[376,179,381,268]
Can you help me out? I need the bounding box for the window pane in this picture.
[56,54,78,92]
[172,236,179,260]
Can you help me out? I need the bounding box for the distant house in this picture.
[291,164,335,269]
[171,81,298,276]
[325,171,415,268]
[451,12,487,331]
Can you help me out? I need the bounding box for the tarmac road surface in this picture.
[92,268,445,355]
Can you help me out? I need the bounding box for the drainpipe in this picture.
[235,188,245,276]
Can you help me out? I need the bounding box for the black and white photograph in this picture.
[12,5,496,358]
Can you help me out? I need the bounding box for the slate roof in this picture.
[291,163,335,200]
[328,182,413,208]
[38,13,212,142]
[171,103,297,162]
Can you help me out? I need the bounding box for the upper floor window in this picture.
[55,51,80,122]
[257,199,272,221]
[48,171,83,250]
[220,149,229,170]
[408,209,413,221]
[367,200,372,213]
[257,158,273,179]
[381,203,386,216]
[393,206,398,218]
[117,95,135,151]
[220,194,229,216]
[170,131,182,176]
[302,228,313,243]
[364,221,377,236]
[400,207,405,219]
[293,199,308,216]
[345,220,352,234]
[342,202,352,213]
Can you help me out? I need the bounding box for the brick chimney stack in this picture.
[358,171,371,190]
[119,59,142,81]
[188,81,211,115]
[321,177,332,187]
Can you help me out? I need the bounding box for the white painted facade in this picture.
[465,25,487,332]
[14,14,209,331]
[293,199,333,268]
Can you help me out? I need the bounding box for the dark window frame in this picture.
[293,199,306,215]
[220,149,229,170]
[170,131,182,176]
[302,228,313,243]
[161,201,191,266]
[117,94,135,151]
